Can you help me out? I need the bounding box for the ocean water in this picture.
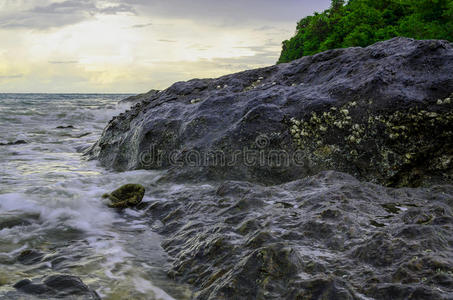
[0,94,191,299]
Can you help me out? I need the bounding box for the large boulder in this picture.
[87,38,453,187]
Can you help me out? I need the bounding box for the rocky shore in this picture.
[84,38,453,299]
[145,171,453,299]
[88,37,453,187]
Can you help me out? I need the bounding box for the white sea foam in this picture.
[0,94,185,299]
[133,276,177,300]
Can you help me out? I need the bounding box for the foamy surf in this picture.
[0,94,191,299]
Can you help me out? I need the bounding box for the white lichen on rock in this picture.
[190,98,202,104]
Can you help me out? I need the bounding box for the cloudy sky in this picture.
[0,0,330,93]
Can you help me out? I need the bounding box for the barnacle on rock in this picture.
[287,96,453,187]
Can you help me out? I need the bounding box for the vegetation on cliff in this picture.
[278,0,453,63]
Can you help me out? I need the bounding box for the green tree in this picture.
[278,0,453,63]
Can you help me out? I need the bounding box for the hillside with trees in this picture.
[278,0,453,63]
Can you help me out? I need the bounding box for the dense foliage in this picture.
[278,0,453,63]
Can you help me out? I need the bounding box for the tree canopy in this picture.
[278,0,453,63]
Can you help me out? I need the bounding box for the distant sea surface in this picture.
[0,94,191,299]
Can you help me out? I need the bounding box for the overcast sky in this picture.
[0,0,331,93]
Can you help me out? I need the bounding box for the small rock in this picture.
[44,275,94,296]
[16,249,44,265]
[0,140,27,146]
[14,279,50,295]
[75,132,91,138]
[13,275,99,299]
[0,218,31,230]
[103,184,145,208]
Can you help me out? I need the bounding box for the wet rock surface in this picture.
[0,140,27,146]
[11,274,99,299]
[0,213,39,230]
[143,171,453,300]
[118,89,160,105]
[87,37,453,187]
[16,250,45,265]
[86,37,453,299]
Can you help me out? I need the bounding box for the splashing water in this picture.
[0,94,191,299]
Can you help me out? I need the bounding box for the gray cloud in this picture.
[32,0,135,15]
[0,12,88,29]
[98,4,136,14]
[151,44,280,77]
[0,0,135,30]
[31,0,96,14]
[121,0,331,24]
[0,0,333,92]
[0,0,331,30]
[131,22,153,28]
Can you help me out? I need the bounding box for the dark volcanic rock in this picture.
[87,37,453,187]
[84,37,453,299]
[0,218,31,230]
[118,89,160,105]
[0,140,27,146]
[0,213,38,230]
[144,171,453,300]
[13,274,99,299]
[16,249,45,265]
